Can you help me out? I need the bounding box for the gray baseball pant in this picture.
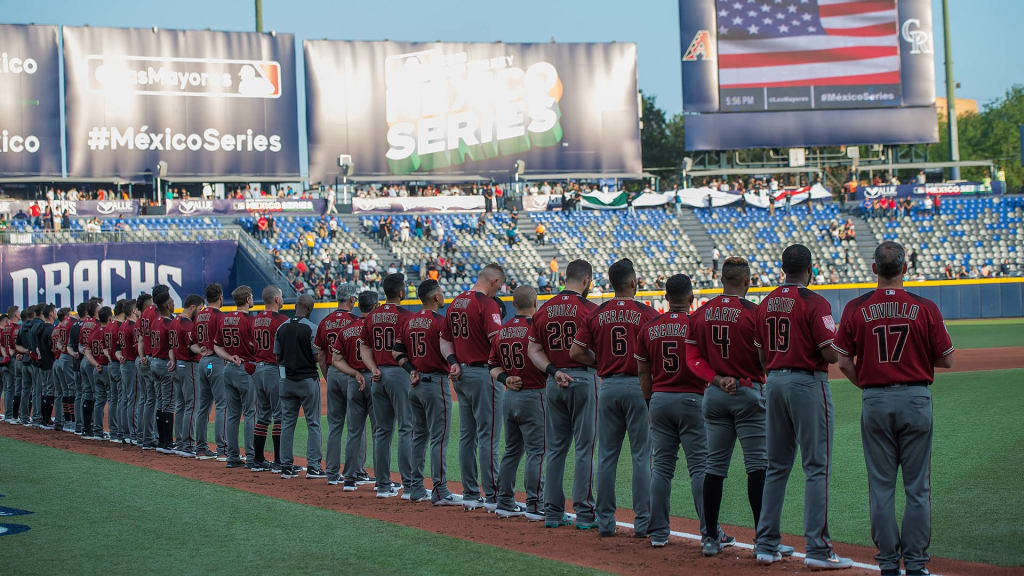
[596,375,651,536]
[107,363,122,439]
[29,363,43,424]
[343,372,374,481]
[121,360,138,442]
[20,362,37,423]
[253,362,281,462]
[149,358,175,412]
[453,364,504,502]
[140,358,158,445]
[39,368,54,424]
[91,365,111,434]
[52,355,69,427]
[497,387,545,514]
[279,376,322,467]
[223,362,256,464]
[649,391,708,542]
[755,369,835,560]
[543,367,598,524]
[2,362,14,418]
[134,358,148,443]
[861,385,933,573]
[372,365,414,491]
[410,372,453,501]
[174,361,197,447]
[703,384,767,477]
[195,355,227,456]
[73,358,85,433]
[325,367,349,477]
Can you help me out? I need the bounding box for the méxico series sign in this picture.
[0,24,61,177]
[304,41,642,182]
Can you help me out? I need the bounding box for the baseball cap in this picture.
[337,283,360,302]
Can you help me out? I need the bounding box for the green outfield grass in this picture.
[220,368,1022,566]
[945,318,1024,349]
[0,436,608,576]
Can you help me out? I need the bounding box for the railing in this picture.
[0,227,227,245]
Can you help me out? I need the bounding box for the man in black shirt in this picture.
[16,306,41,426]
[35,305,58,428]
[275,295,325,479]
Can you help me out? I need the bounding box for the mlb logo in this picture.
[722,297,730,303]
[670,314,677,319]
[782,288,790,293]
[617,301,624,306]
[886,289,896,295]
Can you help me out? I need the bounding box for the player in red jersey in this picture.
[359,273,414,498]
[319,284,362,485]
[527,259,597,529]
[101,301,126,442]
[215,285,258,469]
[393,279,459,505]
[85,306,114,440]
[753,244,849,570]
[834,242,954,576]
[170,294,204,457]
[331,290,379,490]
[570,258,659,537]
[440,263,506,510]
[686,257,793,559]
[138,286,170,449]
[50,307,73,430]
[115,300,139,445]
[489,286,546,520]
[638,274,731,549]
[148,292,177,453]
[77,300,101,438]
[0,309,15,422]
[190,284,226,459]
[251,286,289,470]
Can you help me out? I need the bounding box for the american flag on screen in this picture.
[717,0,900,88]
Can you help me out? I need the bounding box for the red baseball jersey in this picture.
[50,320,65,359]
[88,323,111,366]
[488,316,545,390]
[687,294,765,383]
[118,320,138,362]
[170,316,199,363]
[315,309,356,365]
[398,309,448,374]
[215,311,256,361]
[332,316,368,372]
[79,318,99,356]
[0,323,12,354]
[530,290,598,369]
[191,307,222,356]
[574,298,659,378]
[106,321,121,358]
[360,303,412,367]
[635,311,705,394]
[149,316,173,360]
[138,304,158,356]
[754,285,836,372]
[252,310,288,364]
[833,289,954,388]
[442,291,503,364]
[9,323,19,356]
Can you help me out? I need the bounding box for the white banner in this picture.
[351,195,485,213]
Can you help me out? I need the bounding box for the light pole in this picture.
[255,0,263,33]
[942,0,960,180]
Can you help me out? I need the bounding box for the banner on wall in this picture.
[166,198,325,215]
[856,181,1003,200]
[0,24,62,176]
[351,195,484,214]
[0,240,237,310]
[304,40,642,182]
[0,199,140,217]
[577,184,832,210]
[62,26,300,178]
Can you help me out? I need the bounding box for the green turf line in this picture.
[0,436,610,576]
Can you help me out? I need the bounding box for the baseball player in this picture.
[360,273,414,499]
[834,241,954,576]
[149,292,177,453]
[638,274,727,548]
[440,263,507,511]
[35,305,58,429]
[115,300,139,444]
[16,305,41,426]
[1,309,17,423]
[215,285,258,469]
[85,306,114,440]
[319,284,361,485]
[393,279,459,505]
[67,303,85,434]
[0,314,11,422]
[275,295,326,480]
[329,290,379,490]
[686,257,792,559]
[251,286,288,471]
[570,258,659,537]
[753,244,851,570]
[489,286,546,520]
[105,301,125,442]
[52,308,75,432]
[76,301,100,438]
[171,295,204,457]
[527,259,598,529]
[139,286,170,449]
[190,284,227,460]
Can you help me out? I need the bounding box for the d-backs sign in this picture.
[304,41,641,182]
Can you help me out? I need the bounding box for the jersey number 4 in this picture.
[711,325,731,359]
[872,324,909,363]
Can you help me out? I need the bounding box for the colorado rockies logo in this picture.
[901,19,932,55]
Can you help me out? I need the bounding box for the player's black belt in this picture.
[770,368,821,376]
[873,381,930,389]
[462,361,487,367]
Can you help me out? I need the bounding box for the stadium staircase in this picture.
[519,213,563,272]
[677,209,714,267]
[851,218,878,267]
[230,223,300,298]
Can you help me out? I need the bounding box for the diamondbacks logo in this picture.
[901,19,932,55]
[682,30,714,62]
[822,315,836,333]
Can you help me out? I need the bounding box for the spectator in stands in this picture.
[944,262,954,280]
[917,170,927,184]
[273,250,283,270]
[980,263,993,278]
[957,265,968,279]
[828,268,840,284]
[909,248,919,272]
[29,202,41,228]
[296,260,309,279]
[256,213,269,240]
[933,194,941,215]
[1000,259,1012,276]
[510,207,519,225]
[433,219,445,245]
[844,221,856,244]
[423,216,432,240]
[535,221,546,245]
[302,230,316,260]
[484,187,494,213]
[627,192,636,216]
[505,224,517,247]
[537,271,550,293]
[351,257,360,283]
[399,219,410,243]
[443,234,456,255]
[924,195,934,214]
[784,193,792,215]
[495,186,504,211]
[711,246,720,278]
[476,212,486,237]
[328,217,338,240]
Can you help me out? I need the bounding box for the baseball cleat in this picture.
[225,460,244,468]
[779,544,795,557]
[719,533,736,548]
[701,536,720,556]
[804,553,853,570]
[483,501,498,513]
[355,473,375,485]
[177,449,196,458]
[402,489,431,501]
[462,497,487,511]
[599,530,616,538]
[108,437,121,444]
[651,538,668,548]
[880,570,900,576]
[544,514,574,528]
[376,487,400,499]
[756,552,783,566]
[432,494,463,506]
[342,480,358,492]
[496,505,527,518]
[523,510,544,522]
[271,461,283,474]
[249,461,271,472]
[373,482,401,492]
[156,446,174,454]
[216,454,228,462]
[280,466,299,479]
[305,467,327,479]
[905,570,930,576]
[574,520,598,531]
[194,448,217,460]
[327,474,343,485]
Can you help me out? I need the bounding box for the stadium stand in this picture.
[4,215,226,242]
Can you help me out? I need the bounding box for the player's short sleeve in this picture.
[572,312,595,351]
[313,319,328,352]
[634,323,651,363]
[439,309,453,341]
[809,296,837,349]
[928,303,954,358]
[832,302,858,357]
[359,315,372,347]
[212,316,224,347]
[527,309,542,343]
[752,303,764,349]
[487,337,501,369]
[684,311,700,345]
[482,298,503,338]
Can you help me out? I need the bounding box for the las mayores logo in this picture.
[87,55,281,99]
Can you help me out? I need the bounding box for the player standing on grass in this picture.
[441,263,506,511]
[489,286,546,520]
[16,305,40,426]
[116,300,139,445]
[251,286,288,471]
[191,284,227,460]
[275,294,326,480]
[834,241,953,576]
[330,290,379,491]
[360,273,413,499]
[149,292,176,453]
[685,257,794,559]
[1,308,17,422]
[570,258,659,537]
[527,259,597,530]
[77,301,100,438]
[319,284,361,485]
[35,305,57,429]
[753,244,851,570]
[105,301,125,442]
[139,287,170,449]
[50,308,72,431]
[393,279,460,506]
[170,295,204,457]
[216,286,258,469]
[66,304,84,433]
[86,306,113,440]
[638,274,733,549]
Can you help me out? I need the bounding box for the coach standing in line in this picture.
[34,305,58,428]
[319,283,361,485]
[275,294,326,480]
[570,258,659,537]
[834,242,953,576]
[441,263,507,511]
[753,244,851,570]
[527,259,597,529]
[190,284,227,460]
[116,300,139,444]
[251,286,289,470]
